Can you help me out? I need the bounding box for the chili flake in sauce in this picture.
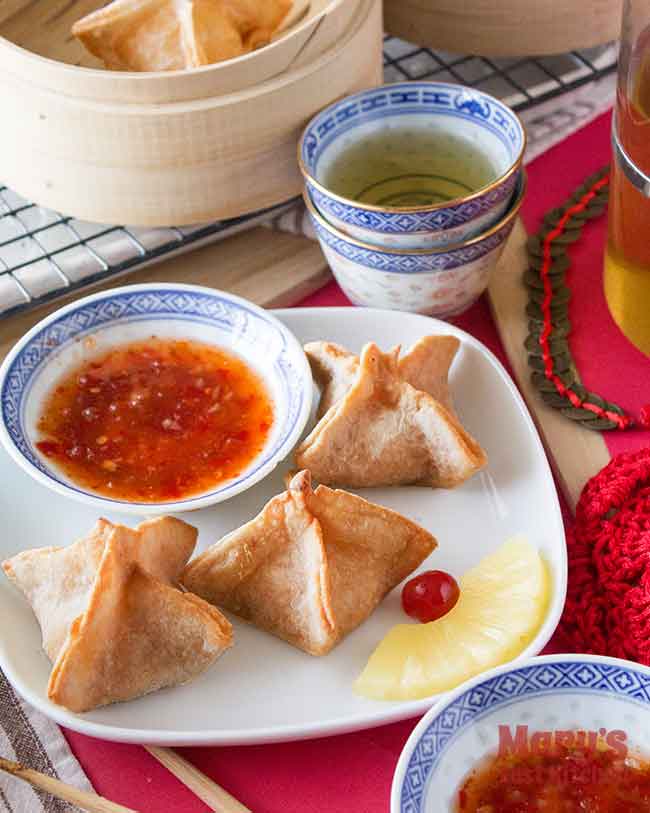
[36,338,273,502]
[457,744,650,812]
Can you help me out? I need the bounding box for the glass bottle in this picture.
[604,0,650,354]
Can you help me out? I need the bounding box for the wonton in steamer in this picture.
[72,0,292,72]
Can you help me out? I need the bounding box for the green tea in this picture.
[323,127,498,207]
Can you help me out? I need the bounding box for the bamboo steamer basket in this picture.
[0,0,382,226]
[384,0,622,57]
[0,0,361,102]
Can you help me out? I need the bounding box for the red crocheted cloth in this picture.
[559,447,650,662]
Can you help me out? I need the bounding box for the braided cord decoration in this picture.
[524,167,633,431]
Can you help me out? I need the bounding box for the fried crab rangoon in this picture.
[182,471,437,655]
[296,340,487,488]
[3,517,232,712]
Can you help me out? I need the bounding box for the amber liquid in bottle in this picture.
[604,54,650,354]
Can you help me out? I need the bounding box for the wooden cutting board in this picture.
[487,219,610,512]
[0,218,606,511]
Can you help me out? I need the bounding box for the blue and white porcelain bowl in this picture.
[392,654,650,813]
[0,284,312,515]
[298,82,526,250]
[304,171,526,318]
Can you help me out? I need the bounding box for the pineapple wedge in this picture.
[354,537,549,701]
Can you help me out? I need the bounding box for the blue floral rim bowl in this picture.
[298,81,526,250]
[304,170,526,318]
[392,654,650,813]
[0,284,312,515]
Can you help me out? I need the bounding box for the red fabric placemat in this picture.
[62,109,649,813]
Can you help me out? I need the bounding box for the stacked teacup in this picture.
[299,82,526,318]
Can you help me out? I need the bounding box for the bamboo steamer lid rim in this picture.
[0,0,345,82]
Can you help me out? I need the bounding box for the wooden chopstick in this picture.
[1,746,251,812]
[144,746,251,813]
[0,756,138,813]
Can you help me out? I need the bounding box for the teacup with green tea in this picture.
[299,82,525,249]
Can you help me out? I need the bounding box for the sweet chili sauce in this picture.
[456,744,650,812]
[36,337,273,502]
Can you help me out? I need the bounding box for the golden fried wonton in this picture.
[182,471,437,655]
[305,334,461,419]
[295,342,487,488]
[2,517,232,712]
[72,0,292,72]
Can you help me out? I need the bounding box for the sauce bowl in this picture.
[392,654,650,813]
[0,284,312,515]
[298,81,525,249]
[304,170,525,318]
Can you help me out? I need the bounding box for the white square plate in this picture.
[0,307,566,745]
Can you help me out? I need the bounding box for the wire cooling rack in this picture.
[0,197,293,318]
[382,39,617,112]
[0,37,618,320]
